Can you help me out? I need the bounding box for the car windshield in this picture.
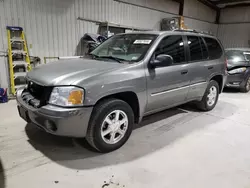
[226,50,249,63]
[90,33,158,63]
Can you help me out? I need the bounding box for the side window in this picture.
[187,36,202,61]
[200,37,208,59]
[155,35,185,64]
[204,37,223,59]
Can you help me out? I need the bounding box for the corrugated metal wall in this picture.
[0,0,217,58]
[0,57,9,89]
[218,7,250,48]
[183,0,216,23]
[217,23,250,48]
[0,0,177,59]
[220,7,250,23]
[184,18,218,35]
[115,0,179,14]
[117,0,218,33]
[0,0,218,89]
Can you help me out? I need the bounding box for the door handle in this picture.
[208,66,214,70]
[181,70,188,75]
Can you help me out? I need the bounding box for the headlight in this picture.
[228,67,246,74]
[49,86,84,107]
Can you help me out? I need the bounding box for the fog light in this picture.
[44,120,57,132]
[233,82,240,85]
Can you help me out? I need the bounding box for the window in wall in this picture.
[155,35,185,64]
[187,36,202,61]
[204,37,222,60]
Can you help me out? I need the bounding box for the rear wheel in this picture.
[240,77,250,93]
[86,98,134,153]
[197,80,219,111]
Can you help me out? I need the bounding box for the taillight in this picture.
[225,58,228,73]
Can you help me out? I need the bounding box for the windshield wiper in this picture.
[98,56,125,63]
[89,54,127,63]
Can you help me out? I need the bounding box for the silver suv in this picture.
[17,31,227,152]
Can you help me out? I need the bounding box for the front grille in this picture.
[22,81,53,108]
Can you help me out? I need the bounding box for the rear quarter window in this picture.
[204,37,223,60]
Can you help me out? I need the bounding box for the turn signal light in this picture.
[68,90,83,105]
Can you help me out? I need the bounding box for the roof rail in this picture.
[173,29,213,36]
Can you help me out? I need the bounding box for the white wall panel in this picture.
[0,0,218,59]
[0,0,179,61]
[218,7,250,48]
[217,24,250,48]
[183,0,216,23]
[220,7,250,23]
[0,57,9,89]
[115,0,179,14]
[184,18,218,35]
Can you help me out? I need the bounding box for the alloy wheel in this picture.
[100,110,128,144]
[207,86,217,106]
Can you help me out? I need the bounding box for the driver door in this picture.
[145,35,190,114]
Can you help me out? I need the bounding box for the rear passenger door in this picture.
[186,36,224,100]
[185,35,210,100]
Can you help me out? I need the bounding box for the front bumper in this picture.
[226,73,246,88]
[16,88,93,138]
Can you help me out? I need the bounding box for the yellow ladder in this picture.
[6,26,31,95]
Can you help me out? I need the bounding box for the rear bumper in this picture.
[222,74,227,91]
[16,88,93,138]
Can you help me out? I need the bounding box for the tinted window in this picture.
[155,35,185,64]
[187,36,202,61]
[200,37,208,59]
[204,37,222,59]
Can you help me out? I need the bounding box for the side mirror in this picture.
[150,54,173,68]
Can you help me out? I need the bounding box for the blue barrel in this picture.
[0,88,8,103]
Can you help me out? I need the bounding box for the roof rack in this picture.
[173,29,213,36]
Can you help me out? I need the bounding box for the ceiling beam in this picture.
[172,0,182,3]
[224,2,250,8]
[179,0,184,15]
[214,0,250,4]
[197,0,219,10]
[215,9,220,24]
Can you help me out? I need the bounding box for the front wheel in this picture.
[197,80,219,111]
[86,98,134,153]
[240,77,250,93]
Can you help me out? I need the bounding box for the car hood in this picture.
[27,58,126,86]
[227,60,250,70]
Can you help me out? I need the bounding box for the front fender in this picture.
[77,62,147,120]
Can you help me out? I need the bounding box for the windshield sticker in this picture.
[133,40,152,44]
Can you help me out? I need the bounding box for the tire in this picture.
[197,80,219,111]
[240,77,250,93]
[86,98,134,153]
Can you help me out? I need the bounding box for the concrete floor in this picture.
[1,90,250,188]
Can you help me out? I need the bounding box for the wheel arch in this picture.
[94,91,140,124]
[210,74,223,93]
